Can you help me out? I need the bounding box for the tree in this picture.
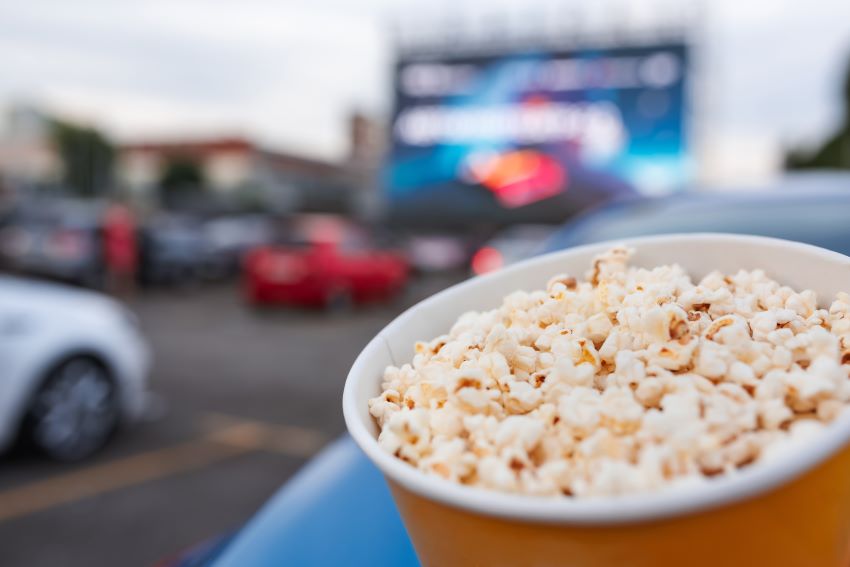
[51,120,115,196]
[159,158,205,208]
[787,54,850,170]
[160,159,204,191]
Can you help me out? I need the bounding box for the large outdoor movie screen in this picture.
[386,43,690,224]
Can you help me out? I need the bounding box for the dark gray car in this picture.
[544,184,850,257]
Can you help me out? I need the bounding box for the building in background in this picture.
[0,104,382,217]
[118,134,364,214]
[0,105,62,190]
[119,137,287,211]
[347,112,388,220]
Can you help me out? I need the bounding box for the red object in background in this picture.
[103,204,138,275]
[243,241,410,308]
[470,246,504,276]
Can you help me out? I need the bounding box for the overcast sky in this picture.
[1,0,849,163]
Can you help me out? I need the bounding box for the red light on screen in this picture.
[471,246,504,275]
[465,150,567,208]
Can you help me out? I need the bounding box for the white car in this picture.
[0,276,150,461]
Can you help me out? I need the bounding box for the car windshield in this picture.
[547,190,850,256]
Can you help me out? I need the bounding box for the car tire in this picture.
[24,356,120,462]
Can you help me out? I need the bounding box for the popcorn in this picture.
[505,381,543,413]
[558,386,604,438]
[369,247,850,497]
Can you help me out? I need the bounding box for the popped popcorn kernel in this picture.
[369,247,850,497]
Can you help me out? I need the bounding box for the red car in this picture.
[243,236,409,309]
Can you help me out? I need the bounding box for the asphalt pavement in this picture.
[0,272,464,567]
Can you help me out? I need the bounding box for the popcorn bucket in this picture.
[343,234,850,567]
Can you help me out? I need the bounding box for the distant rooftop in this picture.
[120,137,347,177]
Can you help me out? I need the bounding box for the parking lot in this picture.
[0,273,463,567]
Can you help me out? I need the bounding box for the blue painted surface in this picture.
[212,436,420,567]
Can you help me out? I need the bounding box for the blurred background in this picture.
[1,0,850,565]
